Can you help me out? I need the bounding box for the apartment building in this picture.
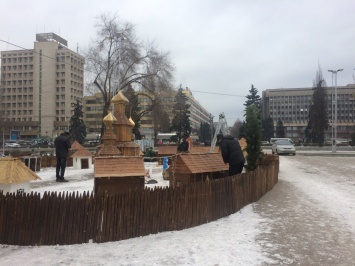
[261,84,355,141]
[83,88,211,140]
[0,33,84,139]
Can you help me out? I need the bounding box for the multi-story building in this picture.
[261,84,355,141]
[138,88,211,139]
[82,92,105,140]
[83,88,211,140]
[0,33,85,139]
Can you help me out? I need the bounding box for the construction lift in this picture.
[209,112,230,153]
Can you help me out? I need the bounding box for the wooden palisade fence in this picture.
[0,156,279,246]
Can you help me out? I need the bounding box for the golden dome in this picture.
[111,90,129,104]
[129,117,135,126]
[103,111,117,125]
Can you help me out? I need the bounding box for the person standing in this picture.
[217,134,245,176]
[177,136,189,153]
[54,131,71,182]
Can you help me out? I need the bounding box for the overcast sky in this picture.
[1,0,355,125]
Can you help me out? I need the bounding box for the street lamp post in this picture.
[328,69,343,153]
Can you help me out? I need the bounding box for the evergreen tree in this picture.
[244,84,261,114]
[308,77,328,146]
[230,119,243,138]
[159,111,171,133]
[69,99,87,144]
[170,88,191,142]
[123,86,141,139]
[304,121,314,144]
[199,122,211,145]
[275,118,285,138]
[261,116,274,141]
[238,121,247,139]
[244,104,263,171]
[350,127,355,146]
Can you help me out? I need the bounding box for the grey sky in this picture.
[1,0,355,126]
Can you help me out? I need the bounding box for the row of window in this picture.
[1,57,34,64]
[1,65,34,71]
[1,95,34,101]
[2,72,34,79]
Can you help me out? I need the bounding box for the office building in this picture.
[0,33,85,139]
[261,84,355,141]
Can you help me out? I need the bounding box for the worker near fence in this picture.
[54,131,71,182]
[217,133,245,176]
[177,135,189,153]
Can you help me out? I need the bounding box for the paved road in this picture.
[253,155,355,265]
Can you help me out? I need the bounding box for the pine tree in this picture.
[199,122,211,145]
[238,121,246,139]
[350,127,355,146]
[244,104,263,171]
[170,88,191,142]
[244,84,261,114]
[123,86,141,139]
[69,99,87,144]
[261,117,274,141]
[308,79,328,146]
[275,118,285,138]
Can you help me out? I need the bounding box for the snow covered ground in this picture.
[0,156,354,265]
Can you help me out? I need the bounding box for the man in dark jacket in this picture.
[217,134,245,176]
[54,131,71,182]
[177,136,189,153]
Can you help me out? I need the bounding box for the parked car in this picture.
[5,143,21,148]
[270,138,293,144]
[272,140,296,155]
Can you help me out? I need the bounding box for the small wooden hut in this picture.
[168,153,229,187]
[0,157,41,194]
[94,156,145,196]
[70,140,93,170]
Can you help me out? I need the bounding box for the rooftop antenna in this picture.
[77,43,79,53]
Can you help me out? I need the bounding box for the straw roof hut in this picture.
[0,157,41,194]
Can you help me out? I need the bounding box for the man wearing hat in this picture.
[54,131,71,182]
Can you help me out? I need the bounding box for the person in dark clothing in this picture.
[217,134,245,176]
[54,131,71,182]
[177,136,189,153]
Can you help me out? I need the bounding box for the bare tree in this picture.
[85,12,175,137]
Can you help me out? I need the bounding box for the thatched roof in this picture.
[0,157,41,184]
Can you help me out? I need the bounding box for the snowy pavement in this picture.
[0,156,354,265]
[254,156,355,265]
